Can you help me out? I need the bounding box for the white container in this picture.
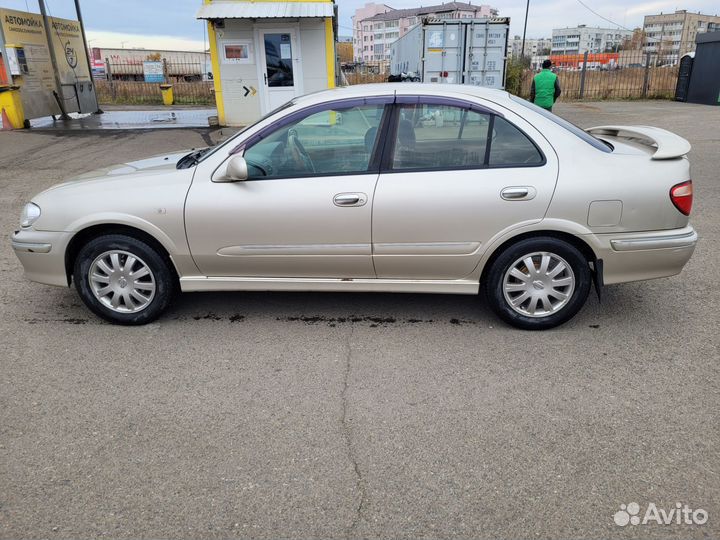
[389,17,510,89]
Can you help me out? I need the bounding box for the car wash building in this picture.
[0,7,97,125]
[197,0,338,126]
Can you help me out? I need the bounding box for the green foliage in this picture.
[505,56,530,97]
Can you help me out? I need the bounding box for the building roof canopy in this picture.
[196,1,334,20]
[364,1,487,22]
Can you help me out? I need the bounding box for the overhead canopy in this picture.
[196,1,334,19]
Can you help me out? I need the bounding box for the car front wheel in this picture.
[484,237,592,330]
[73,234,176,325]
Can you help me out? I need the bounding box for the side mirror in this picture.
[217,155,248,182]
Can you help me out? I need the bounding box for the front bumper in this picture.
[11,229,73,287]
[591,225,697,285]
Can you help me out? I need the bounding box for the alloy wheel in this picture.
[502,251,576,318]
[88,250,156,313]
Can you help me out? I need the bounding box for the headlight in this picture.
[20,203,41,228]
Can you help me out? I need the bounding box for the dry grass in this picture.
[95,81,214,106]
[342,72,389,86]
[519,66,679,100]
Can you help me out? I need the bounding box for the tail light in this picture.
[670,180,693,216]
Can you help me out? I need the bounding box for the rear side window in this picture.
[391,104,490,170]
[388,102,544,171]
[510,95,612,153]
[489,116,544,166]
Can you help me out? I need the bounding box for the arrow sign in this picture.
[243,86,250,97]
[250,86,257,96]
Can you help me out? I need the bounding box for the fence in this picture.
[96,59,215,106]
[343,48,687,101]
[341,62,390,86]
[516,50,682,101]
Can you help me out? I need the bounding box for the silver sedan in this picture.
[11,84,697,329]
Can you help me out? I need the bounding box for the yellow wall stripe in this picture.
[325,16,335,89]
[206,20,226,126]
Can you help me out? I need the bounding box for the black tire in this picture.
[484,237,591,330]
[73,234,176,325]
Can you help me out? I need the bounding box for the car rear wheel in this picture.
[484,237,591,330]
[74,234,176,325]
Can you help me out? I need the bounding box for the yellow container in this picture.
[0,86,25,129]
[159,84,174,106]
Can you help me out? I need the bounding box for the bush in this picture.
[505,56,530,97]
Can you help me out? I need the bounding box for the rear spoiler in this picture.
[586,125,691,160]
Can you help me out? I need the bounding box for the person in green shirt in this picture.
[530,59,562,111]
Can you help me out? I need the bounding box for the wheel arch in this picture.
[479,229,598,286]
[64,224,180,286]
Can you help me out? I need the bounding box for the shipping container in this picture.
[389,17,510,89]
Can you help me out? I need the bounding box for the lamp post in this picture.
[520,0,530,58]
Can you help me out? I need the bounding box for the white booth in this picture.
[197,1,337,126]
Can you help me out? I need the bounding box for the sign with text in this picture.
[0,7,93,118]
[143,61,164,83]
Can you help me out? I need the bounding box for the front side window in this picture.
[243,104,386,179]
[390,102,543,170]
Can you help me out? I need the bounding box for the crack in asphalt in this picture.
[341,325,367,537]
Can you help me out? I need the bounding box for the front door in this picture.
[372,98,559,279]
[258,30,301,114]
[185,99,391,278]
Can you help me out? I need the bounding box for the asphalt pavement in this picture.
[0,100,718,539]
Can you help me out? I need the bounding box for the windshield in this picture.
[509,95,612,153]
[193,99,298,164]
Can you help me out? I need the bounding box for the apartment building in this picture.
[352,1,498,63]
[643,10,720,59]
[551,25,632,55]
[510,35,551,57]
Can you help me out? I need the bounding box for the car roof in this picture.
[294,83,511,105]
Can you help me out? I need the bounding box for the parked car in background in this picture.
[12,84,697,329]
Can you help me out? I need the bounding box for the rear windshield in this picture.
[510,95,613,153]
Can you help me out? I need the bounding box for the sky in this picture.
[1,0,719,49]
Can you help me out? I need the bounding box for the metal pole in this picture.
[642,52,651,98]
[73,0,102,113]
[105,59,115,101]
[38,0,70,119]
[520,0,530,58]
[579,50,588,99]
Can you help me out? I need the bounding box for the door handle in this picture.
[333,192,367,207]
[501,186,535,201]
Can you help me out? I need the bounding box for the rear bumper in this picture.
[590,226,697,285]
[11,229,72,287]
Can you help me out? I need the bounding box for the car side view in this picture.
[11,84,697,329]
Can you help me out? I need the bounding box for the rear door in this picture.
[371,96,559,279]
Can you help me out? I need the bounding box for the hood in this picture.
[35,150,197,197]
[69,150,194,181]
